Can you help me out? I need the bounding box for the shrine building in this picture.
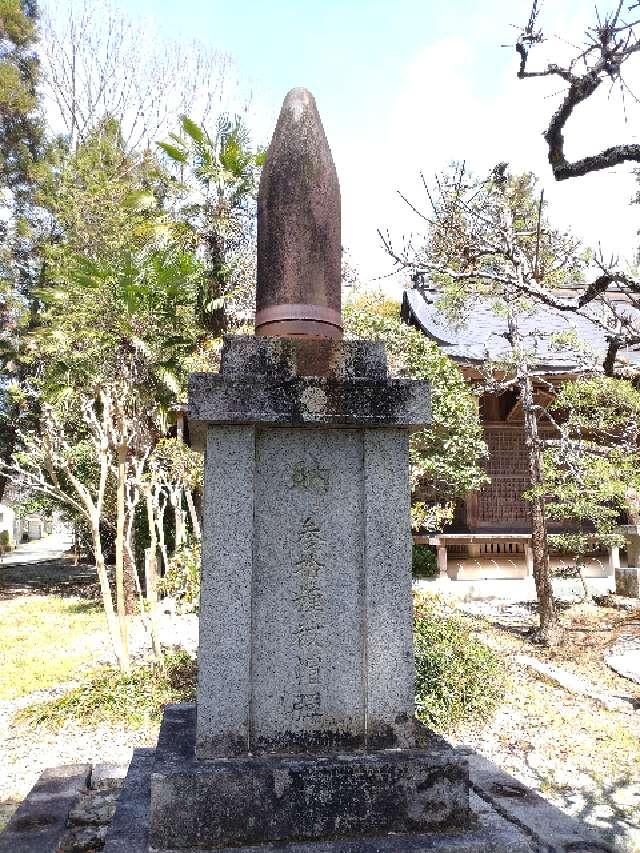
[402,281,640,582]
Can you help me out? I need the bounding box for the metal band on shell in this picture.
[255,303,343,338]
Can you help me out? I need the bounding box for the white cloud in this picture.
[337,34,640,288]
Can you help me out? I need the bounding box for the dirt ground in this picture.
[446,595,640,852]
[0,556,99,601]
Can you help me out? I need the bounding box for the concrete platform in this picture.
[3,749,617,852]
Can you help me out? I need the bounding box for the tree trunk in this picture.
[156,499,168,576]
[91,516,128,670]
[520,369,562,646]
[173,488,184,552]
[575,556,591,602]
[185,489,201,541]
[123,536,136,616]
[145,489,162,659]
[506,290,562,647]
[115,444,130,670]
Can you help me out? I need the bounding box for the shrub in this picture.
[413,596,505,731]
[0,531,9,553]
[15,651,197,731]
[159,540,201,612]
[412,544,438,577]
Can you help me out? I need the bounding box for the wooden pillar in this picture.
[436,540,448,578]
[524,543,534,576]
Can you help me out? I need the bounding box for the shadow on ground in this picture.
[0,558,99,600]
[424,731,636,853]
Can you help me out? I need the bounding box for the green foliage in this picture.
[540,375,640,558]
[343,295,487,530]
[0,0,44,500]
[0,530,9,552]
[413,596,505,731]
[0,0,42,192]
[16,651,197,730]
[158,113,263,334]
[29,121,205,400]
[412,544,437,577]
[151,438,203,491]
[554,374,640,438]
[159,540,201,612]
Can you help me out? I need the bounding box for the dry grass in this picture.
[0,596,106,700]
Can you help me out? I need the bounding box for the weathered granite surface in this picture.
[251,427,366,752]
[187,337,430,454]
[152,705,469,850]
[188,373,429,431]
[194,336,424,759]
[180,332,434,845]
[196,425,255,758]
[364,428,416,748]
[196,424,416,757]
[220,337,388,381]
[104,746,539,853]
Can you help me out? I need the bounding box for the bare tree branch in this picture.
[515,3,640,180]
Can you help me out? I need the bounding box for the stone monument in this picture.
[133,88,505,852]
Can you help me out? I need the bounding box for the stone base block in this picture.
[149,706,469,850]
[104,748,537,853]
[616,566,640,597]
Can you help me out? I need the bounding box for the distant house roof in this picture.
[402,287,640,372]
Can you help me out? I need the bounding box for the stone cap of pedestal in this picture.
[187,336,430,448]
[220,335,388,380]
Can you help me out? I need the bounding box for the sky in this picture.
[50,0,640,291]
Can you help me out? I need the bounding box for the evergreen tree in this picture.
[0,0,42,194]
[0,0,43,503]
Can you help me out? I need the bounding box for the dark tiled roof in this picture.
[403,288,640,371]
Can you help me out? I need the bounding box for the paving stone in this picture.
[467,753,617,852]
[59,822,108,851]
[604,634,640,685]
[0,764,90,853]
[90,763,128,792]
[68,790,119,826]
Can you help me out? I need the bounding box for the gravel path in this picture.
[445,595,640,852]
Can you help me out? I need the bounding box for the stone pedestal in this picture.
[148,336,474,850]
